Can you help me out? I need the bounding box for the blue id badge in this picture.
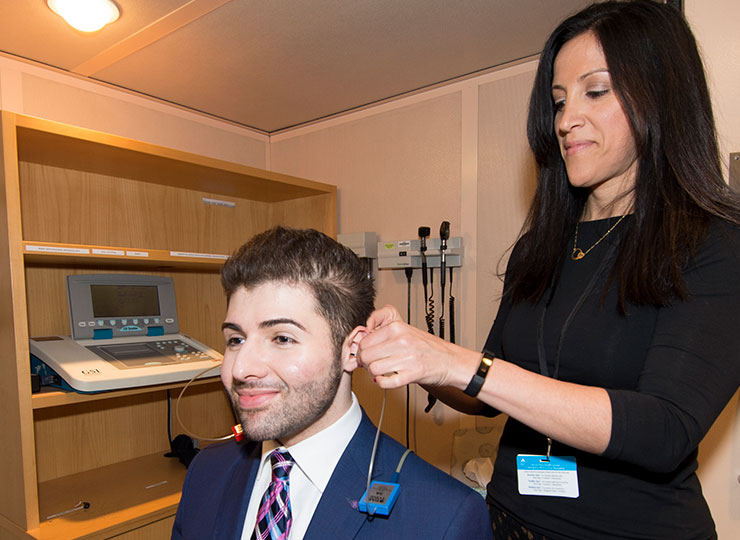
[516,455,579,498]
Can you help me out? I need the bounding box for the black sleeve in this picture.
[482,238,525,356]
[604,222,740,472]
[478,240,522,416]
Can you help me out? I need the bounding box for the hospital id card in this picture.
[516,455,579,498]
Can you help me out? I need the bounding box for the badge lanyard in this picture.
[535,242,617,459]
[517,243,617,498]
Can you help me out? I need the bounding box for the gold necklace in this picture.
[571,214,627,261]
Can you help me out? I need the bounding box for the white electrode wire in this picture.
[366,388,387,497]
[175,362,235,442]
[395,448,413,475]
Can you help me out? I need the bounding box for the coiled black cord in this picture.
[425,268,435,335]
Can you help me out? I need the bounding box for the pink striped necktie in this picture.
[252,449,295,540]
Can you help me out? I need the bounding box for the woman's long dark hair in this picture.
[507,0,740,310]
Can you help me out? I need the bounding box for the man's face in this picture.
[221,281,345,446]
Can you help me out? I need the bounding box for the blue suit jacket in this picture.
[171,411,492,539]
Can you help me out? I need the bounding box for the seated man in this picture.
[172,226,492,540]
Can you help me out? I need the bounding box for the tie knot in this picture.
[270,449,294,482]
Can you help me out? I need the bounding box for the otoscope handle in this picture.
[439,220,449,288]
[439,221,450,241]
[418,226,431,252]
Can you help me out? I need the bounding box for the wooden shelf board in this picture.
[30,453,187,540]
[32,377,222,410]
[14,117,336,203]
[23,242,228,270]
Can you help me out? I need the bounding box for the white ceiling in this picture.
[0,0,593,134]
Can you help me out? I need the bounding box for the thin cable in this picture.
[439,221,449,340]
[391,449,413,483]
[175,362,235,442]
[366,389,387,496]
[449,267,456,344]
[404,267,413,449]
[167,389,173,446]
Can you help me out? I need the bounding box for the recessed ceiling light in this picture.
[48,0,120,33]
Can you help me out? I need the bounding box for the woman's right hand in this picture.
[355,305,481,391]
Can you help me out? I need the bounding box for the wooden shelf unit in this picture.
[0,111,337,539]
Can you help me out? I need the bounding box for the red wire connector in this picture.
[232,423,244,442]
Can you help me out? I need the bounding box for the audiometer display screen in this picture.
[90,285,161,318]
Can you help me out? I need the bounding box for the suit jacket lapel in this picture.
[212,441,262,540]
[306,412,382,539]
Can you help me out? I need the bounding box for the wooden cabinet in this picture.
[0,112,337,539]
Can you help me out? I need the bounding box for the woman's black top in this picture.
[484,217,740,540]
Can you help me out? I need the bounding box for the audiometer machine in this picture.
[30,274,222,393]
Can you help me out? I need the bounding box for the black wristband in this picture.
[463,354,494,397]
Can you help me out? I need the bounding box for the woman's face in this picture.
[552,31,638,214]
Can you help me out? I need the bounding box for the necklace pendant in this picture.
[571,248,585,261]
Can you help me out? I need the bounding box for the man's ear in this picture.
[341,326,367,372]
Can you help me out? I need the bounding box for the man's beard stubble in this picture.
[229,358,344,443]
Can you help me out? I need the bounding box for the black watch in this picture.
[463,354,494,397]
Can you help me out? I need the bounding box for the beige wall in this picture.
[0,57,269,168]
[686,0,740,535]
[0,0,737,534]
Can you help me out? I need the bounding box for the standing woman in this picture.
[355,1,740,538]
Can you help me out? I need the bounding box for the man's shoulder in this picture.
[372,431,476,498]
[187,439,259,477]
[339,427,492,539]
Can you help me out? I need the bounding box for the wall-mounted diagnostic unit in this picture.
[30,274,222,393]
[377,236,463,269]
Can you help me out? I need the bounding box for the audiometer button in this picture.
[121,319,127,325]
[174,345,186,353]
[88,321,95,327]
[109,320,116,326]
[165,318,174,324]
[154,318,160,323]
[132,318,139,324]
[78,321,87,327]
[97,320,104,326]
[143,318,150,324]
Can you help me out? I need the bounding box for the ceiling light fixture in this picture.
[48,0,120,33]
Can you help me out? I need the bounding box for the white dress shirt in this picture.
[241,393,363,540]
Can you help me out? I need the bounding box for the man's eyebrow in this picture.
[222,322,242,332]
[259,318,306,332]
[221,318,307,332]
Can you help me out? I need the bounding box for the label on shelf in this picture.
[126,251,150,258]
[26,244,90,255]
[202,197,236,208]
[92,248,126,256]
[170,251,229,260]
